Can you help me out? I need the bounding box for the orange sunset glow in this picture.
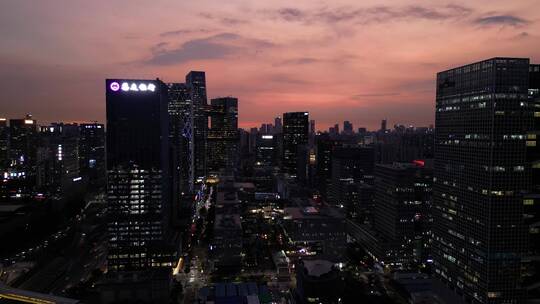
[1,0,539,130]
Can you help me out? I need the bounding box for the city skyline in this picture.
[0,57,538,303]
[1,1,540,303]
[2,1,540,130]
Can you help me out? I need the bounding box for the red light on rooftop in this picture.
[413,160,425,167]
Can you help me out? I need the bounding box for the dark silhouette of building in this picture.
[274,116,282,134]
[296,144,315,186]
[433,58,533,303]
[78,122,105,185]
[524,63,540,300]
[381,119,387,132]
[36,123,81,196]
[374,128,434,164]
[0,118,8,168]
[186,71,208,181]
[105,79,177,272]
[372,162,432,266]
[9,115,37,170]
[255,134,276,168]
[210,181,243,272]
[328,146,374,212]
[167,82,194,195]
[315,133,336,199]
[1,115,39,200]
[282,112,309,177]
[343,120,353,135]
[207,97,239,175]
[309,119,316,145]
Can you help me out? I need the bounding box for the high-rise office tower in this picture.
[248,127,258,154]
[0,118,8,168]
[238,128,249,156]
[329,126,337,137]
[372,162,432,266]
[167,83,194,195]
[309,119,316,146]
[343,120,353,135]
[328,146,374,209]
[79,122,105,184]
[334,123,339,135]
[433,58,533,303]
[523,64,540,299]
[0,115,38,201]
[381,119,387,132]
[282,112,309,176]
[274,116,282,134]
[315,133,335,199]
[186,71,208,181]
[9,114,37,168]
[207,97,239,175]
[106,79,176,271]
[6,115,38,198]
[37,123,81,194]
[260,123,270,134]
[255,134,276,168]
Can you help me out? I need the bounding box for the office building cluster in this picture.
[0,116,105,255]
[1,57,539,304]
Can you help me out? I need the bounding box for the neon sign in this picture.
[110,81,156,92]
[110,82,120,91]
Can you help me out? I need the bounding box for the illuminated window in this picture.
[487,292,501,298]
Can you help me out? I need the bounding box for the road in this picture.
[178,184,212,304]
[179,246,210,304]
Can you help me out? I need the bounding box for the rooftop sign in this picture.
[109,81,156,93]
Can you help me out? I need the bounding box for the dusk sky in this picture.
[1,0,539,130]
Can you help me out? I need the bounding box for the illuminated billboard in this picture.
[107,79,157,93]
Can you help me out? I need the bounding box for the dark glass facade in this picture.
[9,115,37,170]
[523,64,540,297]
[106,79,175,271]
[36,123,80,194]
[79,122,105,184]
[186,71,208,180]
[328,146,374,209]
[0,118,8,168]
[433,58,532,303]
[167,82,194,194]
[282,112,309,176]
[207,97,239,175]
[255,134,276,168]
[315,134,335,199]
[372,162,432,266]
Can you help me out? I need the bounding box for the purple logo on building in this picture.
[110,82,120,91]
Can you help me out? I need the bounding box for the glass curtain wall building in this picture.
[106,79,176,271]
[433,58,533,303]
